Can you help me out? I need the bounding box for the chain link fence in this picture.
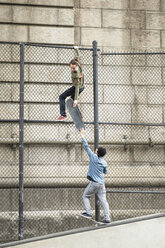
[0,42,165,244]
[99,50,165,223]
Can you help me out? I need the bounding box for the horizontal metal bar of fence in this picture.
[0,41,20,45]
[0,119,19,123]
[22,120,165,127]
[107,190,165,194]
[0,139,164,146]
[0,41,100,51]
[1,185,165,194]
[0,61,20,64]
[101,52,165,55]
[24,43,95,50]
[24,120,94,125]
[0,119,92,124]
[0,61,71,66]
[93,141,165,146]
[99,122,165,127]
[0,140,91,145]
[1,119,165,127]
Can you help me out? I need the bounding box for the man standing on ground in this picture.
[80,129,111,224]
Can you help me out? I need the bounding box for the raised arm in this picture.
[74,46,82,73]
[80,129,93,158]
[74,46,80,62]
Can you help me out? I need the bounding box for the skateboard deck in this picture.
[76,214,106,226]
[66,98,85,130]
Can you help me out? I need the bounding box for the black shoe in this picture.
[100,219,111,224]
[80,212,92,219]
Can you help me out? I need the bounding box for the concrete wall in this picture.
[0,0,74,44]
[75,0,165,50]
[0,0,165,49]
[0,141,165,187]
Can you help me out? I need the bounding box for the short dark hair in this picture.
[97,147,106,157]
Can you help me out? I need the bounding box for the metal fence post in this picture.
[19,42,24,240]
[92,40,100,221]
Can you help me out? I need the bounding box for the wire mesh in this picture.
[0,43,165,244]
[106,187,165,221]
[99,52,165,124]
[21,45,95,239]
[98,51,165,226]
[0,124,19,243]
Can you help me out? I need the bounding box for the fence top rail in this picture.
[101,51,165,55]
[24,43,94,50]
[0,41,98,51]
[1,42,164,54]
[0,41,20,45]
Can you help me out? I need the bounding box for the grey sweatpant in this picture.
[82,181,110,221]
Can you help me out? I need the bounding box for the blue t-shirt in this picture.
[82,137,108,184]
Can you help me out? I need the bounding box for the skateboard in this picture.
[76,214,107,226]
[66,98,85,131]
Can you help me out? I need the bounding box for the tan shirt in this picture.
[71,48,84,100]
